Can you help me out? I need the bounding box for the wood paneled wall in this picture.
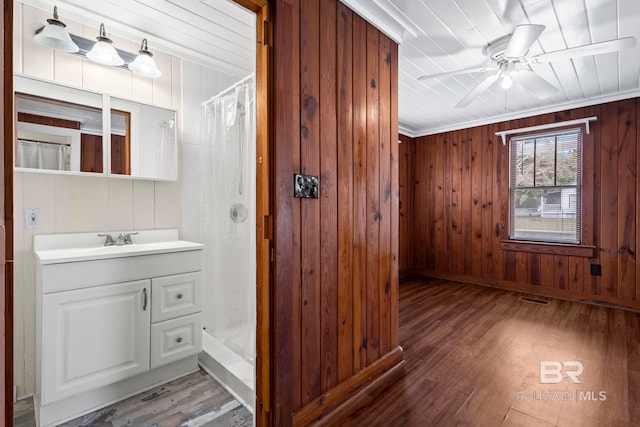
[399,134,415,275]
[402,99,640,311]
[272,0,403,424]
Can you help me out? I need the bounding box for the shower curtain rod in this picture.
[202,73,255,107]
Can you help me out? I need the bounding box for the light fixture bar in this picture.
[35,26,140,70]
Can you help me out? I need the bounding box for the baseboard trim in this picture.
[292,346,404,426]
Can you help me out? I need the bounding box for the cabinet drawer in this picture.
[151,272,201,323]
[150,313,201,369]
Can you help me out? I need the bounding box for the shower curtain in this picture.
[202,78,256,362]
[17,139,70,171]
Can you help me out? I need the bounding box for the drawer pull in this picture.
[142,288,148,311]
[176,337,183,343]
[177,293,183,300]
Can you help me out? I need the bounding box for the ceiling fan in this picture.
[417,24,637,108]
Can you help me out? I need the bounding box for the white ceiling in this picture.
[351,0,640,136]
[19,0,640,138]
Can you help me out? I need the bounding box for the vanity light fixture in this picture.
[128,39,162,78]
[86,23,125,66]
[33,6,79,53]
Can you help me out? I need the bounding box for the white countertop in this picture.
[34,230,204,265]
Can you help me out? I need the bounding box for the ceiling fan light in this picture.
[86,23,124,66]
[128,39,161,78]
[33,6,79,53]
[501,74,513,89]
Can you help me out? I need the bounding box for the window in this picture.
[509,128,581,244]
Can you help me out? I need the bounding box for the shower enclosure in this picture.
[199,75,256,411]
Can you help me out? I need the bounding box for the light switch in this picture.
[25,208,41,229]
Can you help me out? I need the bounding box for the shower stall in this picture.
[198,75,256,411]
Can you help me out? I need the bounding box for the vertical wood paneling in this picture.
[273,0,302,421]
[389,42,400,350]
[273,0,401,423]
[616,100,637,301]
[319,0,338,393]
[299,0,321,404]
[351,13,368,372]
[336,1,353,383]
[450,132,462,273]
[470,128,483,277]
[398,134,414,275]
[481,132,494,278]
[365,23,380,365]
[600,102,619,297]
[406,98,640,311]
[377,33,392,356]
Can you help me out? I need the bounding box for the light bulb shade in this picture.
[86,24,124,66]
[33,7,79,52]
[501,74,514,89]
[129,52,161,77]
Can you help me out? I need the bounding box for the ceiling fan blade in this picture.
[418,65,497,81]
[513,70,557,99]
[455,73,501,108]
[532,37,637,63]
[504,24,545,59]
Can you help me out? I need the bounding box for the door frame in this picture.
[231,1,273,425]
[2,0,272,425]
[3,0,14,425]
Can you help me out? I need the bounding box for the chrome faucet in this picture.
[116,232,139,245]
[98,234,115,246]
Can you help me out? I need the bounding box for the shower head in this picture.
[237,102,245,117]
[161,119,175,129]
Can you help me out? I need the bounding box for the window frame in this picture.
[500,123,596,258]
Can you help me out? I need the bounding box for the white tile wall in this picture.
[13,3,183,398]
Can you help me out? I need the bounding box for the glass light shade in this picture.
[33,7,79,53]
[501,74,514,89]
[129,52,161,78]
[86,24,124,66]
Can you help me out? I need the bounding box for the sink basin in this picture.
[34,230,204,265]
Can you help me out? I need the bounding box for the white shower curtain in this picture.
[202,78,256,362]
[17,139,70,171]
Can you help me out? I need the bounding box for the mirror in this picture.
[14,75,178,180]
[14,76,105,174]
[110,98,177,180]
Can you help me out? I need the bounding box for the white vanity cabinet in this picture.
[34,230,204,427]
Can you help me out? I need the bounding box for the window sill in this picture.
[500,240,596,258]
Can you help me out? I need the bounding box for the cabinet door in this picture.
[41,280,150,404]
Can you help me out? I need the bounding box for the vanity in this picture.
[34,229,204,427]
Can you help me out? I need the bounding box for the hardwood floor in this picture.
[14,369,252,427]
[346,277,640,427]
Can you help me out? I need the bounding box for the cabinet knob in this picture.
[176,337,183,343]
[177,293,183,300]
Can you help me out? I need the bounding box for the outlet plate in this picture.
[25,208,41,229]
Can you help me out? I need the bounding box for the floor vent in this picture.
[518,296,549,305]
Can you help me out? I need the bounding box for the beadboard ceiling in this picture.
[346,0,640,136]
[19,0,640,137]
[18,0,256,76]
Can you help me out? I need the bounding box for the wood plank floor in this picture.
[14,369,252,427]
[346,277,640,427]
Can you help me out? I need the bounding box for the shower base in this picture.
[199,331,255,413]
